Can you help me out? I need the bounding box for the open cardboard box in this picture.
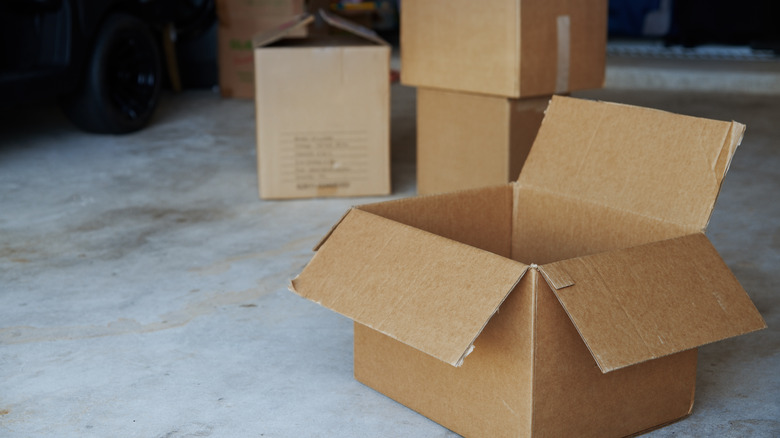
[291,96,766,437]
[401,0,607,98]
[253,11,390,199]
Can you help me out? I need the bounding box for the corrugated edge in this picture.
[514,0,522,96]
[292,262,529,368]
[702,121,746,231]
[537,234,767,374]
[520,97,747,232]
[293,208,531,367]
[535,263,575,290]
[539,261,615,374]
[319,8,389,46]
[312,208,355,251]
[528,267,539,437]
[454,264,531,367]
[252,13,313,47]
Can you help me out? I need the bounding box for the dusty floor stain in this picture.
[188,235,314,276]
[0,286,276,345]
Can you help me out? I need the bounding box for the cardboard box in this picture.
[417,88,549,195]
[290,96,766,436]
[216,0,304,99]
[401,0,607,98]
[254,12,391,199]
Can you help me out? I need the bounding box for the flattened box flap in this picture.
[253,10,388,48]
[518,96,745,231]
[252,13,313,47]
[319,9,389,46]
[541,233,766,373]
[291,209,528,366]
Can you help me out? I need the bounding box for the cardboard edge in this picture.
[539,234,767,374]
[535,263,574,290]
[702,121,747,231]
[318,8,389,46]
[312,208,355,251]
[453,265,531,367]
[287,278,301,296]
[358,183,514,213]
[586,316,767,375]
[534,262,616,373]
[513,0,522,97]
[252,13,314,48]
[520,97,747,230]
[686,349,698,416]
[529,267,540,437]
[298,207,531,367]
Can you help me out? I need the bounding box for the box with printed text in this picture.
[253,11,391,199]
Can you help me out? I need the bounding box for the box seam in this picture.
[529,266,538,436]
[514,0,522,96]
[702,121,745,230]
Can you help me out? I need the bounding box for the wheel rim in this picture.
[106,31,158,122]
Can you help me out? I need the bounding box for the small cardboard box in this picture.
[216,0,305,99]
[401,0,607,98]
[417,88,549,195]
[291,96,766,437]
[254,12,391,199]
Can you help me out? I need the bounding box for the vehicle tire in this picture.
[62,14,163,134]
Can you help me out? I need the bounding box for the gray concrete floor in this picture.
[1,81,779,436]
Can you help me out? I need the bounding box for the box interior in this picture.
[359,182,692,268]
[510,184,692,265]
[266,34,374,48]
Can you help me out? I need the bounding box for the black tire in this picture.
[62,14,162,134]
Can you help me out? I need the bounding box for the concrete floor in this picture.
[1,82,778,437]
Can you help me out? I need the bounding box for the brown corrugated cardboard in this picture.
[216,0,304,99]
[401,0,607,98]
[254,11,391,199]
[416,88,548,195]
[290,96,767,436]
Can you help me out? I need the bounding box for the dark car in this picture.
[0,0,213,134]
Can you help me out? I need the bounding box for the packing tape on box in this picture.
[555,15,571,94]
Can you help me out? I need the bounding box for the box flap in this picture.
[539,233,766,373]
[319,9,389,46]
[252,13,313,48]
[291,208,529,367]
[518,96,745,231]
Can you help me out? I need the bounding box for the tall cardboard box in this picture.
[216,0,304,99]
[401,0,607,98]
[290,97,766,437]
[417,88,549,195]
[254,12,391,199]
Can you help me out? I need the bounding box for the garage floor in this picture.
[1,73,779,436]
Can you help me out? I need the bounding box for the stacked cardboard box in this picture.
[216,0,304,99]
[401,0,608,194]
[253,11,391,199]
